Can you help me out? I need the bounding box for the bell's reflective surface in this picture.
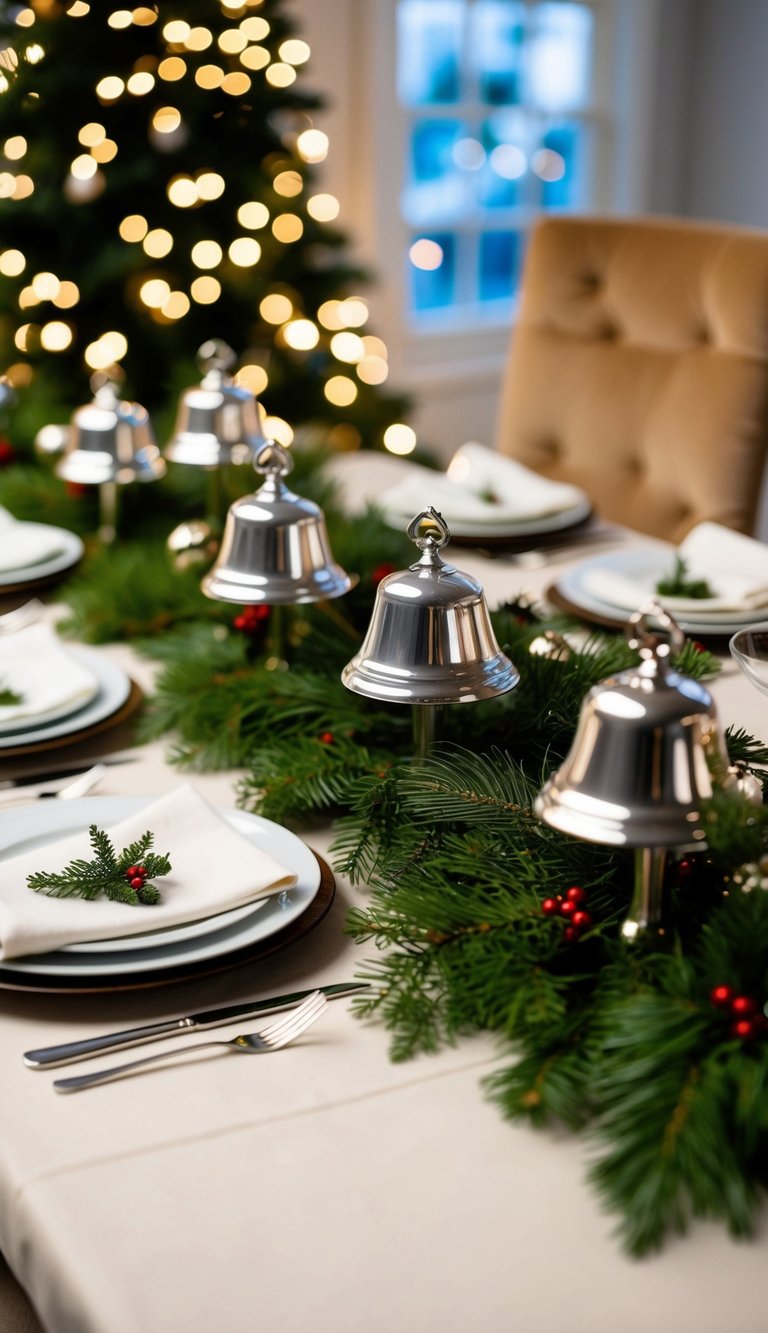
[202,441,352,605]
[165,340,265,467]
[55,375,165,486]
[342,508,519,704]
[535,605,728,847]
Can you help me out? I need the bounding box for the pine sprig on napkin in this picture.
[0,676,22,706]
[655,554,714,599]
[27,826,171,905]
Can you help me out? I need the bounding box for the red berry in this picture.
[541,898,560,917]
[130,876,144,890]
[731,1018,757,1041]
[676,858,694,879]
[319,732,335,745]
[371,563,396,586]
[571,910,592,930]
[126,866,138,878]
[566,886,587,904]
[136,866,146,877]
[560,900,577,918]
[563,926,579,943]
[233,615,246,630]
[710,984,735,1009]
[731,995,758,1018]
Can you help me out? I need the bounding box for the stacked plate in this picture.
[0,523,83,594]
[0,635,135,755]
[553,546,768,637]
[0,796,326,991]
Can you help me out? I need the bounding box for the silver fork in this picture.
[53,991,328,1093]
[0,763,107,808]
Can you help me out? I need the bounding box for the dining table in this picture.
[1,518,768,1333]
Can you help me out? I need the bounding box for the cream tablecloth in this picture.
[1,530,768,1333]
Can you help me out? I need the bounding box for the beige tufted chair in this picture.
[495,215,768,541]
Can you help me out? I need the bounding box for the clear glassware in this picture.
[729,627,768,695]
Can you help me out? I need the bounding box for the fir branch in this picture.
[28,825,171,905]
[0,676,22,706]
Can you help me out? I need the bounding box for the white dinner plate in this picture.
[557,548,768,635]
[382,494,592,539]
[63,899,265,954]
[0,796,321,978]
[0,525,84,588]
[0,648,130,749]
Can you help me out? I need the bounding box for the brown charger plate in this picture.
[547,584,738,643]
[0,680,143,759]
[0,851,335,993]
[446,507,595,552]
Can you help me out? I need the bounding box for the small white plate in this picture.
[0,525,83,588]
[0,796,321,978]
[0,648,130,749]
[558,548,768,635]
[63,900,264,954]
[383,494,592,539]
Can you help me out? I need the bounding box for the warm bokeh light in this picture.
[490,143,527,179]
[95,76,124,101]
[218,28,247,53]
[318,300,344,330]
[15,324,35,352]
[71,154,97,180]
[196,171,225,200]
[31,271,60,300]
[266,63,296,88]
[273,170,302,198]
[307,193,339,222]
[78,122,106,147]
[324,375,357,407]
[119,213,148,241]
[279,39,310,64]
[15,9,35,25]
[195,64,224,89]
[330,331,365,363]
[185,27,213,51]
[127,71,154,95]
[152,106,181,133]
[296,129,329,163]
[12,175,34,200]
[337,298,368,327]
[4,136,26,159]
[235,363,269,394]
[24,44,44,64]
[100,331,128,360]
[237,200,269,229]
[143,228,173,258]
[0,249,25,276]
[384,423,417,455]
[356,356,389,385]
[190,275,221,304]
[272,214,303,243]
[239,45,269,71]
[221,72,251,95]
[18,286,39,309]
[191,240,223,269]
[262,415,294,447]
[240,16,270,39]
[531,147,566,181]
[163,19,190,43]
[0,173,16,199]
[158,57,186,81]
[40,320,72,351]
[53,281,80,308]
[67,2,91,14]
[91,138,118,163]
[362,335,388,359]
[139,277,171,308]
[260,293,293,323]
[228,237,261,266]
[167,175,198,207]
[132,8,158,25]
[283,319,319,350]
[409,238,444,270]
[161,291,190,320]
[107,11,133,29]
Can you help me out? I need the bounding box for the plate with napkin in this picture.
[554,522,768,634]
[0,633,132,751]
[377,442,591,538]
[0,787,323,985]
[0,507,83,588]
[0,623,101,733]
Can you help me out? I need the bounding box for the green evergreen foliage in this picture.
[28,824,171,905]
[0,0,408,448]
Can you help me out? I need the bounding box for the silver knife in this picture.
[23,982,369,1069]
[0,757,134,792]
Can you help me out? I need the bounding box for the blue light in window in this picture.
[410,232,456,311]
[398,0,463,105]
[479,231,521,301]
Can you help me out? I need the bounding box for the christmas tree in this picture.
[0,0,409,451]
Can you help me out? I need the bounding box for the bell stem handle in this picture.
[205,465,224,529]
[621,846,668,944]
[98,481,118,545]
[265,604,290,671]
[412,704,442,763]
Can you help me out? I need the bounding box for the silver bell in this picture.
[54,373,165,487]
[165,340,265,467]
[535,604,727,847]
[342,508,519,705]
[201,441,353,605]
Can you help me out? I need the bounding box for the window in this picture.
[398,0,602,325]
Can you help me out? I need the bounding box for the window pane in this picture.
[479,230,521,301]
[525,3,593,112]
[471,0,526,105]
[532,122,585,209]
[479,111,527,209]
[398,0,463,105]
[409,232,456,310]
[404,118,469,224]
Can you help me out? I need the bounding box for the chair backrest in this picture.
[495,215,768,541]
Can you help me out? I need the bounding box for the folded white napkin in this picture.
[582,522,768,615]
[0,505,65,573]
[0,785,299,960]
[378,442,584,527]
[0,622,98,726]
